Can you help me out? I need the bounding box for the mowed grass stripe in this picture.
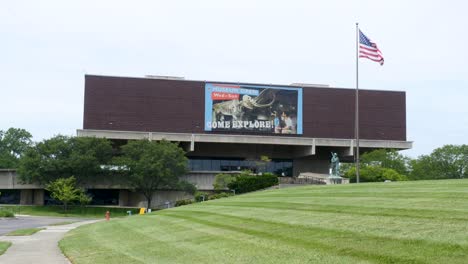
[61,179,468,264]
[161,209,468,263]
[61,223,146,264]
[61,217,213,264]
[201,201,468,221]
[161,212,409,264]
[152,214,358,264]
[250,180,468,198]
[177,205,468,246]
[62,213,363,264]
[161,210,468,264]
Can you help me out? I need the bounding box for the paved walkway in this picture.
[0,220,99,264]
[0,215,89,236]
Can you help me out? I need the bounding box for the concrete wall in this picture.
[126,190,193,209]
[182,172,218,190]
[293,157,330,177]
[0,170,42,190]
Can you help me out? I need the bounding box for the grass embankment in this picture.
[3,206,139,218]
[6,228,44,236]
[61,180,468,264]
[0,242,11,256]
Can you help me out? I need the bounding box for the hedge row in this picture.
[227,173,278,194]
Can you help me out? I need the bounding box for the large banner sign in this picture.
[205,83,302,134]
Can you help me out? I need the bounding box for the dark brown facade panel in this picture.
[83,75,406,140]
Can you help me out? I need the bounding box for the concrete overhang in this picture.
[77,129,412,150]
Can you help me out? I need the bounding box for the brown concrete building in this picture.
[0,74,411,208]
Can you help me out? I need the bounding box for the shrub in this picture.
[227,172,278,194]
[213,173,237,191]
[194,191,209,202]
[208,192,233,200]
[175,199,193,207]
[0,210,14,217]
[345,165,408,183]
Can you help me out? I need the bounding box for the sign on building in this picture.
[205,83,303,134]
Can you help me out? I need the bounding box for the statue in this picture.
[330,152,340,177]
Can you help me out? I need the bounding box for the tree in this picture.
[410,145,468,180]
[77,189,92,207]
[342,149,411,181]
[359,149,410,176]
[46,176,81,211]
[114,139,190,209]
[17,135,113,184]
[0,128,33,168]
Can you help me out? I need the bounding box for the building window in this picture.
[188,158,292,176]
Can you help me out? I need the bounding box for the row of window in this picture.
[188,158,293,176]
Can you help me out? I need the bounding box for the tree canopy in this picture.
[410,145,467,180]
[114,139,191,209]
[17,135,113,184]
[342,149,409,182]
[0,128,33,169]
[359,149,410,176]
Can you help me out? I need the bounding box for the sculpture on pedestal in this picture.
[330,152,340,177]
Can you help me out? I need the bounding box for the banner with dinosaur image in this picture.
[204,83,302,134]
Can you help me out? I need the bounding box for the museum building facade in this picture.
[0,74,411,207]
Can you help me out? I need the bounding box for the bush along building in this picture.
[0,75,411,208]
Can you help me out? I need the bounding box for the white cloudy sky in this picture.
[1,0,467,157]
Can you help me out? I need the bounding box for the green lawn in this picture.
[0,242,11,256]
[6,228,44,236]
[3,205,139,218]
[60,179,468,264]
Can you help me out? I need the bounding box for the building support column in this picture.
[349,139,355,156]
[20,189,33,205]
[190,134,195,152]
[119,189,129,207]
[33,189,44,205]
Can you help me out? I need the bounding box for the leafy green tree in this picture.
[17,135,113,184]
[77,189,92,207]
[360,149,410,176]
[345,166,408,183]
[342,149,410,181]
[114,139,190,209]
[410,145,467,180]
[0,128,33,168]
[46,176,81,211]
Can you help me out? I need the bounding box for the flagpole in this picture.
[355,22,360,184]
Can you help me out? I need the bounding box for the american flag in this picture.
[359,30,384,65]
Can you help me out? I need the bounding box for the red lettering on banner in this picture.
[211,92,240,100]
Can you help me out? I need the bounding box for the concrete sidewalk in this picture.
[0,220,99,264]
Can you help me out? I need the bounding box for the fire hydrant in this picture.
[105,211,110,221]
